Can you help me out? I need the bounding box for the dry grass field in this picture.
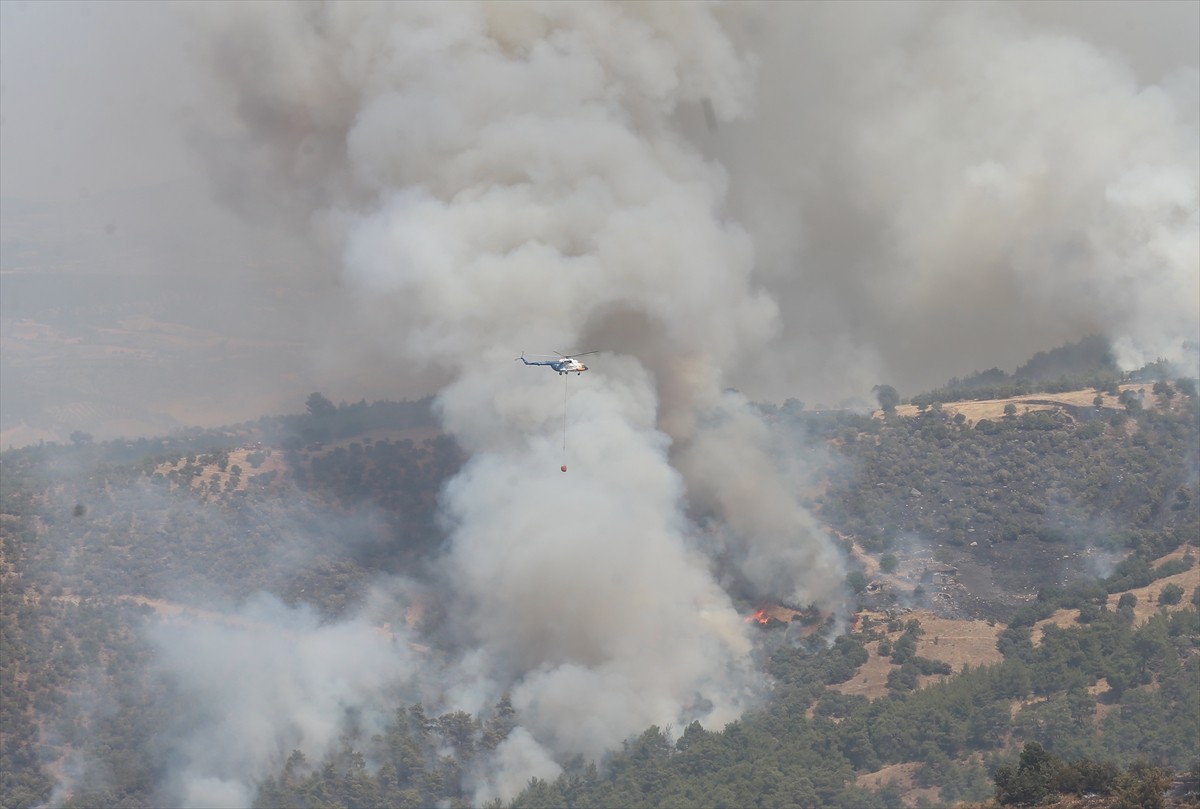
[155,446,290,494]
[882,383,1177,424]
[832,609,1005,700]
[832,641,900,700]
[855,761,942,806]
[1033,543,1198,642]
[831,541,1193,700]
[912,611,1006,671]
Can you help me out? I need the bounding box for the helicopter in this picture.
[517,351,599,375]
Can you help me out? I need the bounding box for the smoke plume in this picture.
[162,2,837,802]
[711,1,1199,401]
[7,1,1197,804]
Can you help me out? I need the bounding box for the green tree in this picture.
[873,385,900,415]
[1114,760,1173,809]
[306,392,337,418]
[847,570,870,594]
[994,742,1063,806]
[1158,583,1184,605]
[1119,390,1142,414]
[1152,379,1175,406]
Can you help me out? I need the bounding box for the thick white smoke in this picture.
[148,595,424,809]
[61,1,1195,804]
[324,0,815,775]
[713,1,1199,401]
[158,2,841,804]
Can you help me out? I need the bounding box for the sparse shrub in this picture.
[886,662,920,692]
[847,570,869,594]
[1114,760,1173,809]
[911,656,952,676]
[1055,757,1120,796]
[1158,583,1184,605]
[1154,556,1193,577]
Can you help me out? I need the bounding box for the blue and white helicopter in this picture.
[517,351,599,375]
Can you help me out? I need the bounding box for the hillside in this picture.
[2,377,1198,809]
[889,382,1185,423]
[816,377,1199,621]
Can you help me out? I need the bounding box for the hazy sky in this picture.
[0,1,206,201]
[1,0,1197,447]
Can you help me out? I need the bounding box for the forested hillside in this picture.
[243,580,1198,809]
[818,380,1199,618]
[2,374,1198,809]
[1,398,459,807]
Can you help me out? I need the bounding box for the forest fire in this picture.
[744,602,828,631]
[745,608,770,626]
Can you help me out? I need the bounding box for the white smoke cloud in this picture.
[469,727,563,806]
[12,1,1198,805]
[145,2,826,803]
[715,1,1200,401]
[148,594,423,809]
[438,426,758,761]
[155,1,1199,800]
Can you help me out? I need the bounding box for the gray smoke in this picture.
[155,2,827,803]
[5,1,1197,805]
[712,1,1199,402]
[153,1,1200,800]
[148,594,423,809]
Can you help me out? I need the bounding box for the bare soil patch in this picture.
[856,762,941,807]
[882,383,1170,423]
[912,610,1005,671]
[1031,544,1196,641]
[1105,568,1198,627]
[831,641,897,700]
[833,609,1002,699]
[1034,607,1084,644]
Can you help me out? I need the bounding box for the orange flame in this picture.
[744,608,770,626]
